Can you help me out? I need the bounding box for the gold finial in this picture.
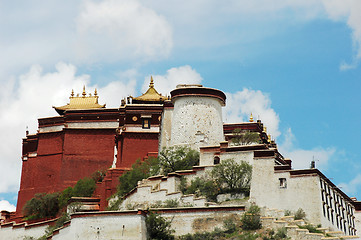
[263,126,267,132]
[71,89,74,97]
[94,88,98,96]
[82,86,86,97]
[268,134,271,142]
[249,113,254,122]
[149,76,154,88]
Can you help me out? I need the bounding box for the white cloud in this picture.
[141,65,203,96]
[0,62,136,193]
[76,0,173,63]
[279,128,336,170]
[224,89,280,138]
[0,200,16,212]
[338,174,361,198]
[322,0,361,68]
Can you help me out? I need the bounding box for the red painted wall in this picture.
[117,132,159,168]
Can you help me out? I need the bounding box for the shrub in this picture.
[182,177,218,202]
[232,129,260,146]
[91,169,107,183]
[23,193,60,220]
[298,224,323,234]
[294,208,306,220]
[179,228,224,240]
[241,204,262,230]
[211,159,252,195]
[223,218,237,234]
[58,187,73,209]
[274,227,288,239]
[158,146,199,175]
[146,211,174,240]
[284,209,292,216]
[72,177,96,197]
[117,157,159,197]
[163,199,179,208]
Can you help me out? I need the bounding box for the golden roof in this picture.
[249,113,254,122]
[132,76,167,103]
[53,86,106,115]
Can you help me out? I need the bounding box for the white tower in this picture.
[162,84,226,149]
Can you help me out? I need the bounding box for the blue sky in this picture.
[0,0,360,211]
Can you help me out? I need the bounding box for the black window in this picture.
[142,119,150,129]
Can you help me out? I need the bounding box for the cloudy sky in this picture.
[0,0,360,211]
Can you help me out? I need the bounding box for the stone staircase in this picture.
[261,209,360,240]
[112,166,215,210]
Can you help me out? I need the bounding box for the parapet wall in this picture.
[0,206,245,239]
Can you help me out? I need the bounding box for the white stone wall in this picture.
[39,125,64,133]
[0,223,49,240]
[170,97,224,149]
[67,121,119,129]
[250,157,322,226]
[159,106,173,151]
[52,213,146,240]
[161,208,244,236]
[219,151,254,165]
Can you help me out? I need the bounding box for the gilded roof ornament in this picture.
[82,86,86,97]
[131,76,167,103]
[53,87,106,115]
[249,113,254,122]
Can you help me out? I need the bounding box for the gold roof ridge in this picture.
[53,86,105,114]
[132,76,167,102]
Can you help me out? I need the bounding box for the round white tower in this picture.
[169,84,226,149]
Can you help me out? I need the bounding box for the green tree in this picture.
[232,129,260,146]
[146,211,174,240]
[72,177,96,197]
[23,193,60,220]
[158,146,199,175]
[117,157,159,197]
[182,177,218,202]
[211,159,252,195]
[58,187,73,209]
[241,204,262,230]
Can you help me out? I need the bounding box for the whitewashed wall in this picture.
[170,97,224,149]
[0,221,51,240]
[52,212,147,240]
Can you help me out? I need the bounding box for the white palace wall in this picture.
[170,96,224,149]
[250,157,322,225]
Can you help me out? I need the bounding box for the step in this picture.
[316,228,329,234]
[261,217,276,228]
[340,236,360,239]
[280,215,294,222]
[274,220,288,228]
[327,231,344,237]
[305,232,324,240]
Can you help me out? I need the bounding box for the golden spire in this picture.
[131,76,167,103]
[268,134,271,142]
[263,126,267,132]
[82,86,86,97]
[149,76,154,88]
[249,113,254,122]
[53,87,105,115]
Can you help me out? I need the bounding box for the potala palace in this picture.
[1,79,360,239]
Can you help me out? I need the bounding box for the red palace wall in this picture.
[117,132,159,168]
[60,129,115,188]
[16,129,116,217]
